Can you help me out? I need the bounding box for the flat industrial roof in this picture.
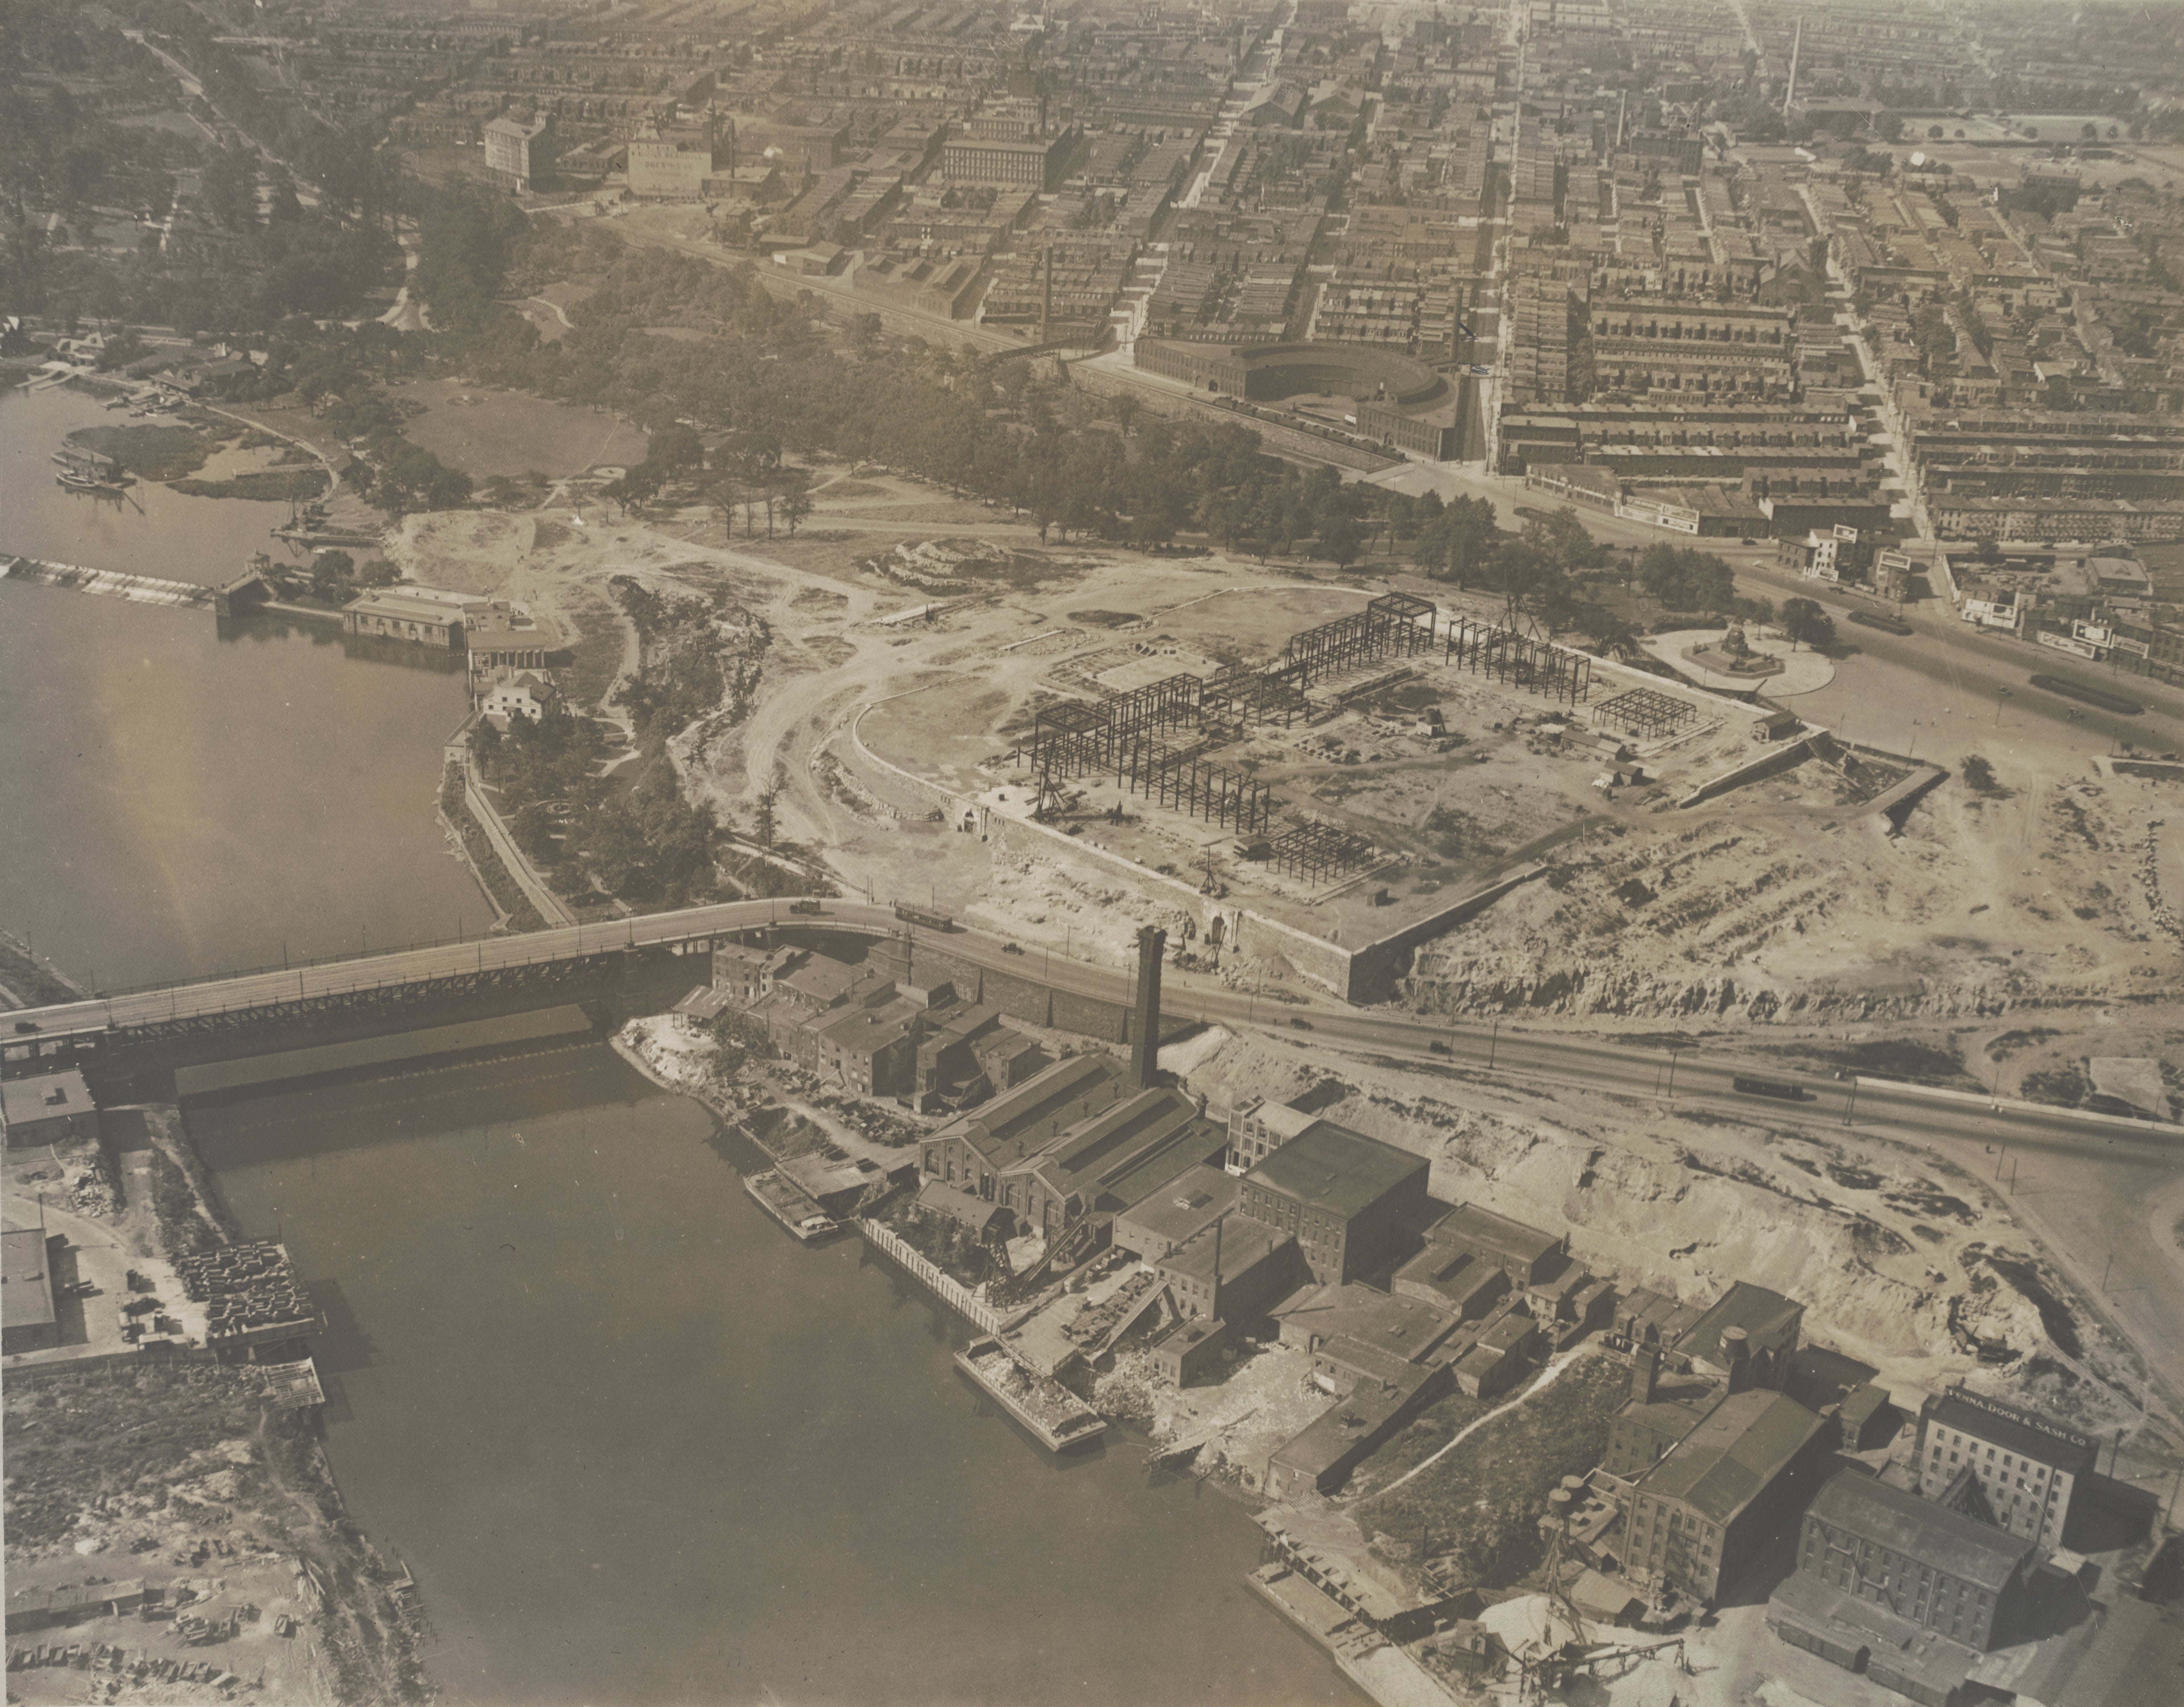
[1432,1202,1561,1267]
[2,1227,56,1332]
[1925,1385,2096,1475]
[0,1068,94,1127]
[1245,1122,1425,1219]
[1114,1164,1239,1251]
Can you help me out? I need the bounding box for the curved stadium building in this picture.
[1134,339,1464,461]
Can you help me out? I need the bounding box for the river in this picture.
[1,385,484,989]
[0,383,1363,1705]
[187,1048,1361,1707]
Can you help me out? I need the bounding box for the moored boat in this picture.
[742,1168,841,1243]
[954,1336,1105,1452]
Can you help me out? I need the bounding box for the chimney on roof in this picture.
[1724,1324,1752,1393]
[1632,1343,1659,1406]
[1130,925,1166,1090]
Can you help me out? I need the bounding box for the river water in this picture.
[1,386,482,989]
[0,383,1362,1706]
[189,1050,1360,1707]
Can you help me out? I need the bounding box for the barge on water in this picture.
[742,1169,842,1243]
[954,1336,1106,1452]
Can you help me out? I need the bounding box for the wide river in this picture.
[0,383,1362,1706]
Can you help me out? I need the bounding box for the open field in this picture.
[391,379,648,481]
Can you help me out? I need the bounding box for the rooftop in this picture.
[342,588,467,625]
[1925,1384,2097,1476]
[1430,1201,1562,1269]
[0,1068,94,1127]
[1246,1122,1426,1219]
[1,1227,56,1333]
[1674,1280,1803,1369]
[940,1053,1134,1168]
[1807,1469,2032,1593]
[1159,1217,1293,1287]
[1637,1388,1824,1525]
[1115,1164,1239,1252]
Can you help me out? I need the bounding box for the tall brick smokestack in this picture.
[1131,925,1166,1089]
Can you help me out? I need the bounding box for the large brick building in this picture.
[1236,1122,1428,1285]
[1769,1471,2038,1704]
[483,112,553,194]
[1622,1387,1831,1604]
[940,129,1079,190]
[917,1053,1224,1243]
[1912,1383,2094,1554]
[2,1069,99,1148]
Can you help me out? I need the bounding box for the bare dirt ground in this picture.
[367,453,2182,1052]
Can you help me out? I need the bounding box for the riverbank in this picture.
[0,926,88,1007]
[2,1102,434,1707]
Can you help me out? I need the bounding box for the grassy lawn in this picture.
[560,598,627,714]
[1352,1355,1628,1588]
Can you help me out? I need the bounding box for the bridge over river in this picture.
[0,899,1142,1070]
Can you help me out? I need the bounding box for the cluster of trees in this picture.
[608,576,765,739]
[300,549,399,603]
[476,709,728,908]
[0,0,407,332]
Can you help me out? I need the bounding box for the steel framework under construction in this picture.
[1125,738,1274,833]
[1591,687,1697,739]
[1023,680,1273,833]
[1026,674,1204,775]
[1201,663,1312,730]
[1277,592,1437,688]
[1269,820,1377,883]
[1444,617,1594,706]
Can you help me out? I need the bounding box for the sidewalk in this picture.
[460,756,579,928]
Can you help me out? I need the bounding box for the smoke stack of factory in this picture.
[1131,925,1166,1089]
[1724,1324,1752,1394]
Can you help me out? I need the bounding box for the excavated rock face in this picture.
[1404,964,2072,1022]
[1402,793,2179,1026]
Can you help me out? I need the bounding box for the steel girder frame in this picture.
[1108,673,1201,743]
[1444,618,1594,707]
[1280,592,1439,688]
[1270,820,1376,882]
[1203,665,1310,729]
[1592,686,1696,739]
[1110,731,1272,834]
[1029,701,1114,773]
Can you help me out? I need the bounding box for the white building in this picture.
[1913,1384,2094,1553]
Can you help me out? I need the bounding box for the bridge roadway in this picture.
[12,897,2181,1403]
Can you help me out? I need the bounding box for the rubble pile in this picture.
[2142,823,2182,947]
[72,1164,118,1217]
